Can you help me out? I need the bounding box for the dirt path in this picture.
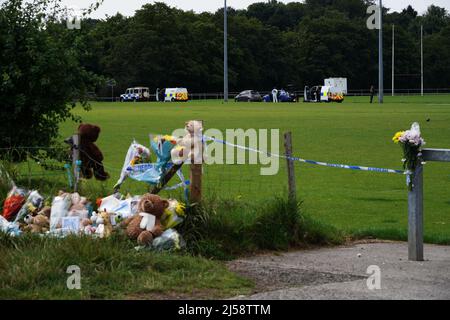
[227,241,450,300]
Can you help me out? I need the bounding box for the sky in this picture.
[59,0,450,19]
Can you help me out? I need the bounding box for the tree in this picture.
[83,0,450,94]
[0,0,101,154]
[423,5,449,34]
[296,9,376,89]
[424,25,450,88]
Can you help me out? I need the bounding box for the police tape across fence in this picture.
[203,136,406,175]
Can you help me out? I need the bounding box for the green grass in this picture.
[181,199,344,260]
[57,95,450,244]
[0,233,253,299]
[2,95,449,299]
[0,198,341,299]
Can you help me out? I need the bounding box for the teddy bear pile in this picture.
[0,187,186,251]
[0,121,194,251]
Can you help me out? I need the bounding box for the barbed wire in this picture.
[0,146,66,150]
[78,148,122,173]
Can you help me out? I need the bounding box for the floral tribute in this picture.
[392,122,426,189]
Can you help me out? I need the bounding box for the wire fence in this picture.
[92,88,450,102]
[0,147,75,204]
[347,88,450,96]
[200,133,409,203]
[0,130,431,206]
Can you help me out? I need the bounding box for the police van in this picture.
[120,87,150,102]
[163,88,189,102]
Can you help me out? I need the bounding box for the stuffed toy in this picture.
[95,211,113,238]
[121,194,169,246]
[81,218,96,235]
[171,120,204,165]
[68,193,89,220]
[78,124,109,181]
[23,213,49,234]
[38,206,51,219]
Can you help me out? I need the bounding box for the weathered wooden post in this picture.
[72,134,80,192]
[284,132,297,203]
[408,148,450,261]
[150,163,184,195]
[190,120,204,203]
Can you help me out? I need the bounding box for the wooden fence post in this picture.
[150,163,183,195]
[284,132,297,203]
[408,163,424,261]
[190,120,203,203]
[72,134,80,193]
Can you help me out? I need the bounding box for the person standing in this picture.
[370,85,375,103]
[156,88,160,102]
[272,88,278,103]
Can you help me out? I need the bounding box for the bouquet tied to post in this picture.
[392,122,426,190]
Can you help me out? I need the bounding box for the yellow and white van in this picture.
[164,88,189,102]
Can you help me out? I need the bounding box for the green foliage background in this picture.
[82,0,450,95]
[0,0,101,151]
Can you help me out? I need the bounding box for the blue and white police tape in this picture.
[203,135,406,175]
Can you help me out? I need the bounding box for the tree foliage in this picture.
[1,0,450,145]
[0,0,101,151]
[82,0,450,96]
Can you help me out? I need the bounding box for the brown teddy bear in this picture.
[121,194,169,246]
[23,213,49,234]
[38,206,51,219]
[78,123,109,181]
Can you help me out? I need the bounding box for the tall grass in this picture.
[0,232,252,299]
[181,198,344,260]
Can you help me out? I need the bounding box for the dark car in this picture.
[234,90,263,102]
[263,90,298,102]
[279,90,297,102]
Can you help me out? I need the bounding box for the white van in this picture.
[120,87,150,102]
[324,78,347,95]
[164,88,189,102]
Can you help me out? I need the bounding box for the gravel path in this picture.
[228,241,450,300]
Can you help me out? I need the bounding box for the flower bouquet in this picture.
[392,122,426,189]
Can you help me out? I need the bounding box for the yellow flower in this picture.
[163,135,176,142]
[392,131,404,143]
[175,202,186,216]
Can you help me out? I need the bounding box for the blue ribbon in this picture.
[64,163,73,189]
[204,135,405,175]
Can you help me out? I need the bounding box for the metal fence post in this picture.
[408,163,424,261]
[284,132,297,203]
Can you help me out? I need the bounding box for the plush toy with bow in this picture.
[121,194,169,246]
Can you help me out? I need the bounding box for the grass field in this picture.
[2,95,449,299]
[59,95,450,244]
[0,233,253,299]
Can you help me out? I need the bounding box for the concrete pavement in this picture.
[228,241,450,300]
